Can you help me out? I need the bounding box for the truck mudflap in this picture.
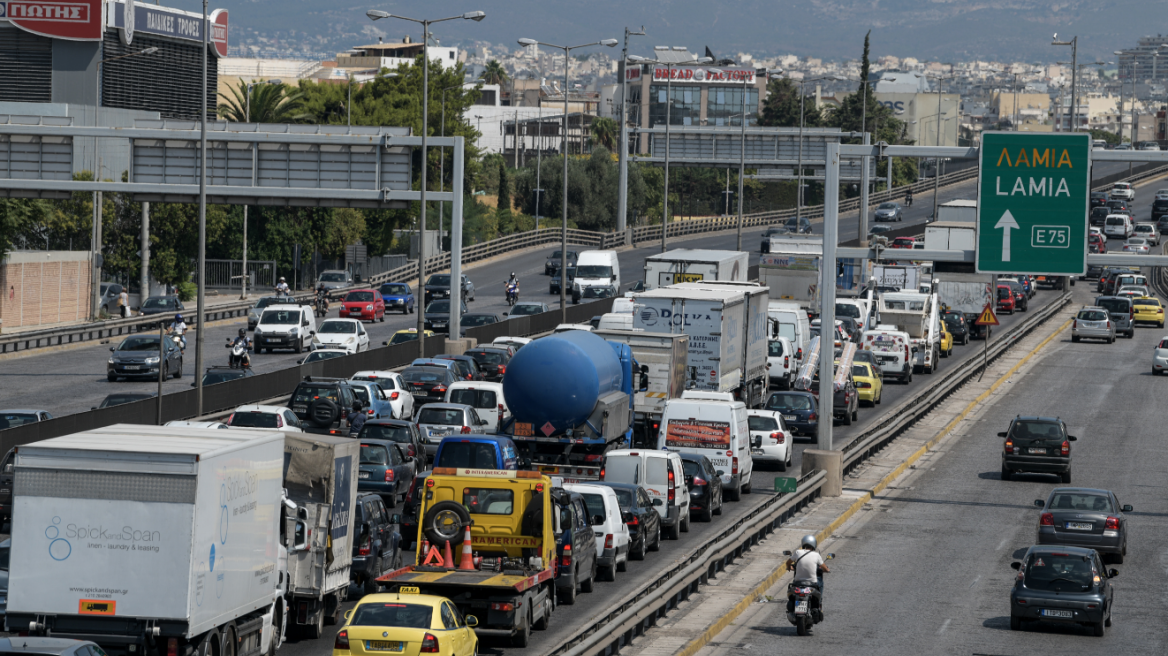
[376,566,555,593]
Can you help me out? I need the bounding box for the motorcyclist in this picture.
[347,401,367,437]
[787,533,830,597]
[168,314,188,352]
[315,283,330,313]
[504,273,519,302]
[275,277,290,297]
[905,189,913,207]
[229,327,252,368]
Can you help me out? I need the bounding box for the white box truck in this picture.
[593,330,689,446]
[878,291,943,374]
[935,199,976,223]
[643,249,750,291]
[871,264,923,292]
[758,237,821,314]
[7,426,286,656]
[924,221,976,251]
[673,281,770,407]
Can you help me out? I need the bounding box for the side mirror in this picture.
[383,341,389,346]
[344,610,354,621]
[109,347,115,352]
[1121,504,1133,512]
[464,615,479,628]
[1108,568,1119,578]
[638,373,649,392]
[997,432,1008,438]
[652,499,663,507]
[309,330,316,336]
[782,550,793,556]
[1010,562,1022,571]
[715,470,725,477]
[1034,499,1045,507]
[1067,436,1077,441]
[297,359,304,364]
[503,311,510,316]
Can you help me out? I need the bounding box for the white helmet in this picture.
[801,534,818,551]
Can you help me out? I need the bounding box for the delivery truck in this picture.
[878,291,943,374]
[592,330,689,446]
[673,281,771,408]
[643,249,750,290]
[935,272,994,340]
[871,264,924,292]
[6,426,286,656]
[758,236,821,314]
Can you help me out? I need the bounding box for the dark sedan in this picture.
[107,334,183,381]
[545,249,579,275]
[941,310,969,345]
[400,366,457,406]
[1089,191,1109,209]
[422,299,469,333]
[572,285,618,304]
[93,392,155,410]
[595,482,662,561]
[1089,206,1110,227]
[358,439,415,508]
[1034,487,1132,563]
[423,273,475,304]
[784,217,813,234]
[764,391,819,437]
[461,313,500,328]
[679,452,724,522]
[1009,545,1117,635]
[358,419,426,470]
[464,347,510,381]
[1000,416,1077,483]
[434,354,484,381]
[550,266,576,295]
[193,366,255,388]
[138,295,185,317]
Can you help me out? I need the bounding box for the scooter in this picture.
[505,281,519,306]
[783,550,834,636]
[168,330,187,354]
[225,338,252,369]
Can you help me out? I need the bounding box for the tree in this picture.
[758,77,822,128]
[480,60,509,86]
[496,160,512,213]
[591,117,618,152]
[218,80,309,123]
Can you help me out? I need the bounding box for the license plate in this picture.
[123,365,141,370]
[752,448,764,454]
[365,641,403,652]
[1065,522,1093,531]
[1028,448,1046,455]
[783,414,797,421]
[266,338,277,342]
[1041,609,1073,619]
[359,472,370,479]
[795,601,808,614]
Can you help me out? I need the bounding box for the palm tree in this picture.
[479,60,509,86]
[218,79,309,123]
[590,117,617,152]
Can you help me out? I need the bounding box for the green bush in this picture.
[176,281,197,302]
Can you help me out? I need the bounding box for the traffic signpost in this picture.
[975,304,1000,326]
[976,132,1090,276]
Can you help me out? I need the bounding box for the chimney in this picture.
[404,35,411,44]
[379,37,383,44]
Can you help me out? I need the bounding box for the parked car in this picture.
[107,334,183,381]
[999,416,1077,483]
[339,289,385,323]
[357,439,415,508]
[564,483,631,582]
[377,282,415,314]
[350,492,402,594]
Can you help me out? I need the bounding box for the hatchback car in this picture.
[339,289,385,323]
[941,310,969,345]
[1133,222,1160,246]
[890,236,916,249]
[463,347,510,381]
[400,366,458,406]
[107,334,183,381]
[997,285,1016,314]
[1071,307,1115,343]
[851,362,883,406]
[313,318,370,354]
[357,440,415,508]
[348,380,397,420]
[1008,546,1117,635]
[507,302,551,317]
[872,201,902,222]
[1034,487,1132,564]
[764,391,819,437]
[1089,191,1109,209]
[350,492,403,594]
[1088,206,1111,227]
[999,416,1077,483]
[784,216,813,234]
[316,269,352,291]
[415,403,488,456]
[357,419,426,469]
[227,404,305,432]
[746,409,793,471]
[594,482,662,559]
[1109,181,1134,201]
[1134,297,1166,328]
[678,452,725,521]
[378,282,415,314]
[1153,336,1168,375]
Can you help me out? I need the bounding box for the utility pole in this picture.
[616,26,645,233]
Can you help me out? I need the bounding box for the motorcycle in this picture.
[505,281,519,306]
[314,293,330,317]
[225,338,252,369]
[783,550,835,636]
[905,193,913,207]
[169,331,187,354]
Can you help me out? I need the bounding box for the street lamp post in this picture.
[1052,34,1078,131]
[369,9,485,355]
[616,26,646,233]
[519,36,619,320]
[196,0,208,415]
[241,78,281,300]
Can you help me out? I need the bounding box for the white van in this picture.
[254,304,316,353]
[657,397,753,501]
[768,301,811,362]
[611,297,637,314]
[443,381,510,432]
[861,327,915,384]
[574,250,621,296]
[1104,214,1133,239]
[600,449,690,539]
[596,312,635,331]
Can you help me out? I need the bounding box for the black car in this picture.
[194,365,255,387]
[1009,546,1117,635]
[463,347,511,381]
[434,354,484,381]
[1105,199,1129,214]
[358,419,427,469]
[92,392,155,410]
[422,299,469,334]
[545,249,579,275]
[288,376,361,432]
[1153,198,1168,223]
[107,334,183,381]
[784,216,813,234]
[1089,191,1109,209]
[357,439,415,508]
[940,310,970,345]
[351,492,402,595]
[1088,206,1111,227]
[552,488,599,605]
[461,313,500,328]
[572,285,617,304]
[550,266,576,295]
[138,295,185,317]
[595,482,662,561]
[852,349,884,380]
[999,416,1077,483]
[765,391,819,437]
[678,453,724,522]
[400,366,458,406]
[424,273,475,304]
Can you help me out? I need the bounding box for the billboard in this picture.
[664,419,731,450]
[110,2,229,57]
[1,0,105,41]
[652,67,755,85]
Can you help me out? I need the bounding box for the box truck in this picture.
[758,237,821,314]
[935,272,994,340]
[7,426,286,656]
[643,249,750,290]
[593,330,689,446]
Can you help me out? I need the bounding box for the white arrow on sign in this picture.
[995,210,1020,262]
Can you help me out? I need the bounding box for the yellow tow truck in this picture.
[380,467,557,647]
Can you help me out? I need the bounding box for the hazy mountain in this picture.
[199,0,1144,63]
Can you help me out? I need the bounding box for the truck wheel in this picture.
[305,608,324,639]
[422,500,471,546]
[533,593,552,630]
[512,611,531,647]
[267,602,284,656]
[323,593,340,626]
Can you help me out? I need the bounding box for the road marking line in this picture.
[969,575,981,588]
[938,618,952,634]
[997,537,1009,551]
[673,314,1073,656]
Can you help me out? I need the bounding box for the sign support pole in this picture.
[817,141,840,452]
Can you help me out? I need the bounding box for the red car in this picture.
[996,285,1016,314]
[339,289,385,322]
[890,237,916,249]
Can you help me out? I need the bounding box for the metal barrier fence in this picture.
[203,259,278,290]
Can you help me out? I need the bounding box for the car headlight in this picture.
[366,305,374,311]
[145,357,160,364]
[108,358,115,365]
[346,337,355,344]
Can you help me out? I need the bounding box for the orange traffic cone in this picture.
[443,539,454,568]
[458,525,475,570]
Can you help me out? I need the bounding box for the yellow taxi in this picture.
[333,591,479,656]
[850,362,883,406]
[387,328,437,346]
[1132,296,1165,328]
[940,322,954,357]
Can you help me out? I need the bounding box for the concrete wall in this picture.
[0,251,92,331]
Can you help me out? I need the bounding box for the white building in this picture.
[335,37,459,73]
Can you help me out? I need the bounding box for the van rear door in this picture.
[642,454,671,519]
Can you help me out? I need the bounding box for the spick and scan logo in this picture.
[46,516,72,560]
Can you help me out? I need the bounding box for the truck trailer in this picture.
[643,249,750,290]
[592,330,689,447]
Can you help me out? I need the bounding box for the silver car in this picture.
[247,296,286,330]
[1034,487,1132,563]
[415,403,489,456]
[1071,307,1115,343]
[873,202,903,222]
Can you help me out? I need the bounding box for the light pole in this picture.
[369,9,485,356]
[534,101,544,229]
[616,26,646,233]
[196,0,208,415]
[519,36,619,320]
[628,50,713,254]
[1052,34,1078,131]
[241,78,281,300]
[926,71,954,222]
[1012,72,1020,130]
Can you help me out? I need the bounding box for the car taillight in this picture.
[227,413,234,424]
[732,457,739,475]
[904,345,910,361]
[626,515,639,526]
[334,630,350,650]
[1040,512,1054,526]
[772,431,785,444]
[498,365,506,375]
[1105,516,1120,530]
[1005,439,1014,454]
[367,409,374,415]
[809,413,818,421]
[692,476,706,486]
[358,535,371,556]
[1072,320,1077,330]
[784,355,789,368]
[796,348,803,360]
[384,469,395,482]
[562,543,572,567]
[420,632,440,653]
[407,446,416,458]
[433,386,447,394]
[604,534,613,550]
[390,392,400,400]
[1061,440,1070,456]
[667,469,676,502]
[1106,321,1111,329]
[599,467,605,480]
[461,426,471,434]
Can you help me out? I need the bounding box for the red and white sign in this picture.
[625,67,641,81]
[209,8,228,58]
[652,67,755,85]
[2,0,104,41]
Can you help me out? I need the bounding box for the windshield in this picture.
[768,341,785,357]
[228,412,279,429]
[0,413,38,428]
[603,456,640,484]
[359,424,412,443]
[1008,420,1065,446]
[203,370,245,385]
[835,303,861,318]
[319,272,346,282]
[467,350,505,365]
[117,336,161,351]
[143,297,177,309]
[354,375,396,391]
[260,309,299,325]
[345,291,375,302]
[1078,310,1107,321]
[437,443,502,469]
[462,315,497,326]
[418,408,466,425]
[1134,299,1161,309]
[319,321,356,334]
[1022,552,1095,592]
[510,304,544,316]
[360,444,390,465]
[427,300,452,313]
[877,203,897,210]
[349,602,432,628]
[583,286,615,298]
[303,351,345,363]
[390,331,420,345]
[998,288,1011,299]
[449,389,497,409]
[748,415,779,431]
[766,393,814,411]
[427,274,452,286]
[554,267,576,279]
[380,284,409,296]
[576,265,613,278]
[401,368,448,384]
[1096,298,1130,314]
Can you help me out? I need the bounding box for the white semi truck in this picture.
[643,249,750,290]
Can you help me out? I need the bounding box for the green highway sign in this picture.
[976,132,1090,275]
